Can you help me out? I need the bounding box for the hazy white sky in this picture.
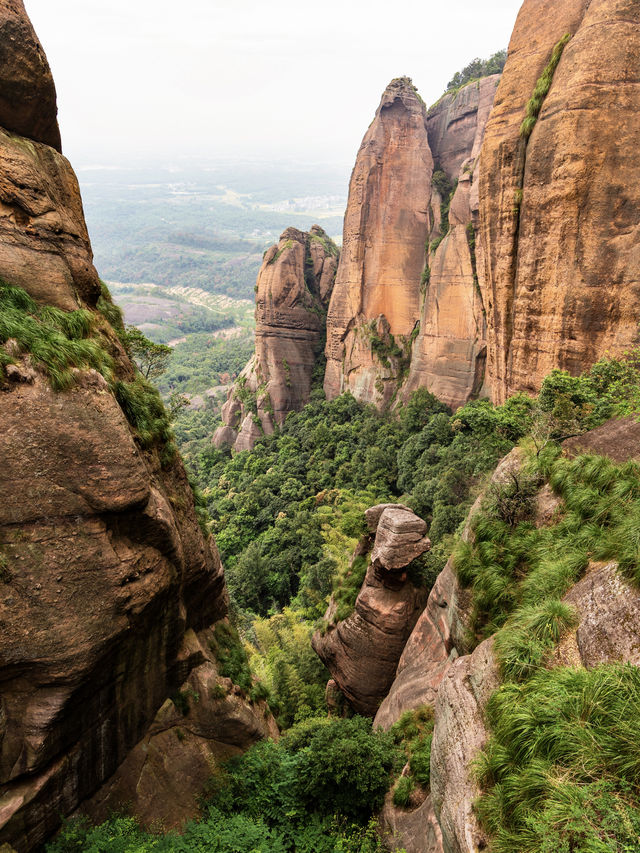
[25,0,523,166]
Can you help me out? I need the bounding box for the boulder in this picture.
[371,507,430,572]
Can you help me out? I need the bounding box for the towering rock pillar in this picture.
[214,225,338,451]
[478,0,640,403]
[324,77,433,408]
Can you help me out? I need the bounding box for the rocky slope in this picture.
[0,5,272,849]
[370,420,640,853]
[478,0,640,403]
[214,226,337,452]
[312,504,430,716]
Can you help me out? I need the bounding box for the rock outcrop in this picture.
[324,77,433,408]
[0,6,271,849]
[213,226,337,452]
[478,0,640,403]
[0,0,61,150]
[323,73,503,412]
[402,76,499,410]
[79,627,278,831]
[312,505,430,716]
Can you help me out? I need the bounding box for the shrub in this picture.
[392,775,414,808]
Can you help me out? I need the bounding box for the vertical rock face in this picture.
[404,76,499,410]
[213,225,337,452]
[312,505,430,716]
[0,0,61,150]
[324,77,433,408]
[478,0,640,403]
[0,5,270,849]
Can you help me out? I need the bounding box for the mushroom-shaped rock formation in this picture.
[312,505,431,716]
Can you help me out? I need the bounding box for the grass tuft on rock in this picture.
[520,34,571,139]
[0,280,112,389]
[475,664,640,852]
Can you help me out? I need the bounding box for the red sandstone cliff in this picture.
[214,226,337,452]
[403,76,499,410]
[0,6,273,849]
[478,0,640,403]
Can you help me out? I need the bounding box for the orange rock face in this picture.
[214,225,337,451]
[478,0,640,403]
[404,76,499,410]
[324,77,433,407]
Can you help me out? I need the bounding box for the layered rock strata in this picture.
[323,77,433,408]
[478,0,640,403]
[312,505,430,716]
[0,5,270,848]
[214,225,337,452]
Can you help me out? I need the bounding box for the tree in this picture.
[120,325,172,380]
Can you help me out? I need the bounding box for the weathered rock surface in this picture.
[0,7,271,847]
[0,0,61,150]
[312,506,430,716]
[214,226,337,451]
[403,77,499,411]
[0,127,101,311]
[563,416,640,463]
[80,629,278,831]
[371,507,430,571]
[427,76,500,186]
[324,77,433,408]
[478,0,640,404]
[430,638,499,853]
[380,789,443,853]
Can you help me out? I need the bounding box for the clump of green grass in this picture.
[331,554,369,624]
[474,664,640,851]
[0,280,112,389]
[494,599,577,682]
[392,775,414,808]
[520,34,571,139]
[389,705,434,792]
[114,376,173,450]
[454,449,640,644]
[96,280,124,331]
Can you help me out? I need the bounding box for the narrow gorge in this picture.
[2,0,640,851]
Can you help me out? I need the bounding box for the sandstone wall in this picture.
[403,76,499,411]
[478,0,640,403]
[324,77,433,408]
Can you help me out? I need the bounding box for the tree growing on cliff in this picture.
[120,325,172,380]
